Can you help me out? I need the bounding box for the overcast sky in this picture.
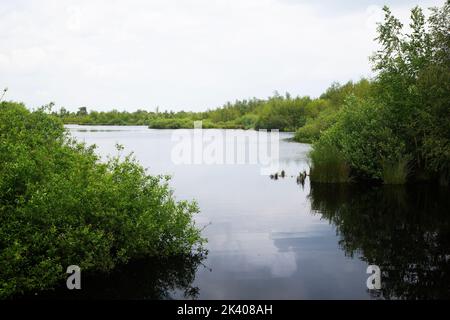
[0,0,444,112]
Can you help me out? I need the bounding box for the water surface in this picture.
[47,125,449,300]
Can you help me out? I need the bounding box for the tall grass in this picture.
[381,156,411,184]
[309,143,351,183]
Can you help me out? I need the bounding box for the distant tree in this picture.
[77,106,88,116]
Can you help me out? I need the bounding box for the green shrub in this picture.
[334,97,407,181]
[310,97,407,183]
[294,109,338,143]
[148,118,194,129]
[237,114,259,129]
[0,102,205,298]
[255,95,310,131]
[369,3,450,184]
[308,3,449,185]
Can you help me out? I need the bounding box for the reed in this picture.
[382,156,411,184]
[309,143,351,183]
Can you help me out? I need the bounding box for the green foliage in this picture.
[310,2,450,184]
[294,79,373,142]
[320,79,373,107]
[311,97,408,182]
[0,102,205,298]
[148,117,195,129]
[55,90,349,133]
[294,108,337,143]
[236,114,259,129]
[370,3,450,184]
[255,95,310,131]
[55,78,373,138]
[324,97,407,181]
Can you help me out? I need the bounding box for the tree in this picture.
[310,2,450,184]
[77,106,88,116]
[371,3,450,183]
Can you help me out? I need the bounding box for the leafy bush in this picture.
[148,117,193,129]
[294,109,338,143]
[294,79,373,143]
[311,97,407,182]
[236,114,259,129]
[369,3,450,184]
[309,2,449,184]
[255,95,310,131]
[0,102,205,298]
[333,97,407,181]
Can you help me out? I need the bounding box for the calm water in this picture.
[35,125,450,300]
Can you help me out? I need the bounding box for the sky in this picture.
[0,0,445,112]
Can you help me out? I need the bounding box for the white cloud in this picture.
[0,0,445,111]
[66,6,82,32]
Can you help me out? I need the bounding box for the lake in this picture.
[35,125,449,300]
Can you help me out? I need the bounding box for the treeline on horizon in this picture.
[54,78,372,143]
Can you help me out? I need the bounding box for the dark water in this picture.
[27,126,450,300]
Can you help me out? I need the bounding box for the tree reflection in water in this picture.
[309,183,450,299]
[20,252,207,300]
